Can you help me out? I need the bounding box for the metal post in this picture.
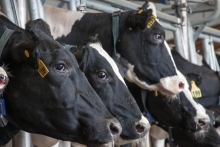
[188,24,198,64]
[86,1,121,13]
[160,21,186,59]
[12,131,32,147]
[67,0,77,11]
[37,0,45,20]
[180,0,189,60]
[191,0,220,26]
[27,0,42,20]
[0,0,16,23]
[17,0,27,29]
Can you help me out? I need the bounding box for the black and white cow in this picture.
[0,15,122,147]
[43,4,186,97]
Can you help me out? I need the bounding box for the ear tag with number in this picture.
[138,9,143,14]
[37,59,49,78]
[154,90,158,97]
[191,81,202,98]
[0,98,8,127]
[146,15,156,28]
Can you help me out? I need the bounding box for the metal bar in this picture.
[202,26,220,38]
[193,23,206,41]
[12,131,32,147]
[57,1,66,8]
[180,0,189,60]
[199,33,220,43]
[160,21,186,59]
[191,0,220,26]
[0,0,16,23]
[101,0,140,10]
[87,1,121,13]
[10,0,21,26]
[27,0,40,20]
[37,0,45,20]
[67,0,77,11]
[188,24,198,64]
[17,0,27,29]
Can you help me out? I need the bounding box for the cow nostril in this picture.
[135,123,149,137]
[198,118,210,130]
[179,82,184,89]
[109,122,121,136]
[136,124,145,133]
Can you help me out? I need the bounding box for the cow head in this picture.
[0,17,122,146]
[117,8,185,97]
[70,35,150,144]
[126,77,210,133]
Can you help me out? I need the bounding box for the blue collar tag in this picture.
[0,98,8,127]
[0,98,6,115]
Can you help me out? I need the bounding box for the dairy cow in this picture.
[0,15,122,147]
[43,4,186,97]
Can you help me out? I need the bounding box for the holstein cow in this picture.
[0,15,122,147]
[43,4,186,97]
[28,18,149,146]
[123,79,214,147]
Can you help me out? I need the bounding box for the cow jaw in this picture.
[125,63,186,97]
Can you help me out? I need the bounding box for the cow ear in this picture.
[70,46,89,72]
[113,55,129,78]
[128,9,153,30]
[0,122,20,146]
[10,39,39,68]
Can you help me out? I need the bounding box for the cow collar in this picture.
[0,29,14,59]
[111,11,121,57]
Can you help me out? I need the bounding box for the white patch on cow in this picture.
[0,67,8,91]
[125,63,186,97]
[44,5,84,39]
[89,42,126,86]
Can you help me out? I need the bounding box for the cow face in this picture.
[71,37,150,143]
[0,17,122,146]
[117,9,185,97]
[126,79,210,133]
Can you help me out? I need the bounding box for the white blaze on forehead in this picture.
[89,43,126,85]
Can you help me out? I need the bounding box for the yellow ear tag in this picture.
[154,90,158,97]
[191,81,202,98]
[37,59,49,78]
[138,9,143,14]
[146,15,156,28]
[24,50,29,58]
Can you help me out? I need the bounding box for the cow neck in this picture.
[0,29,14,60]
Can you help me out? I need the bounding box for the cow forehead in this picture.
[89,43,126,85]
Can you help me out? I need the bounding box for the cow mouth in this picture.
[87,142,114,147]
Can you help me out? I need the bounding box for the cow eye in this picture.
[154,34,163,43]
[97,71,108,80]
[55,63,65,71]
